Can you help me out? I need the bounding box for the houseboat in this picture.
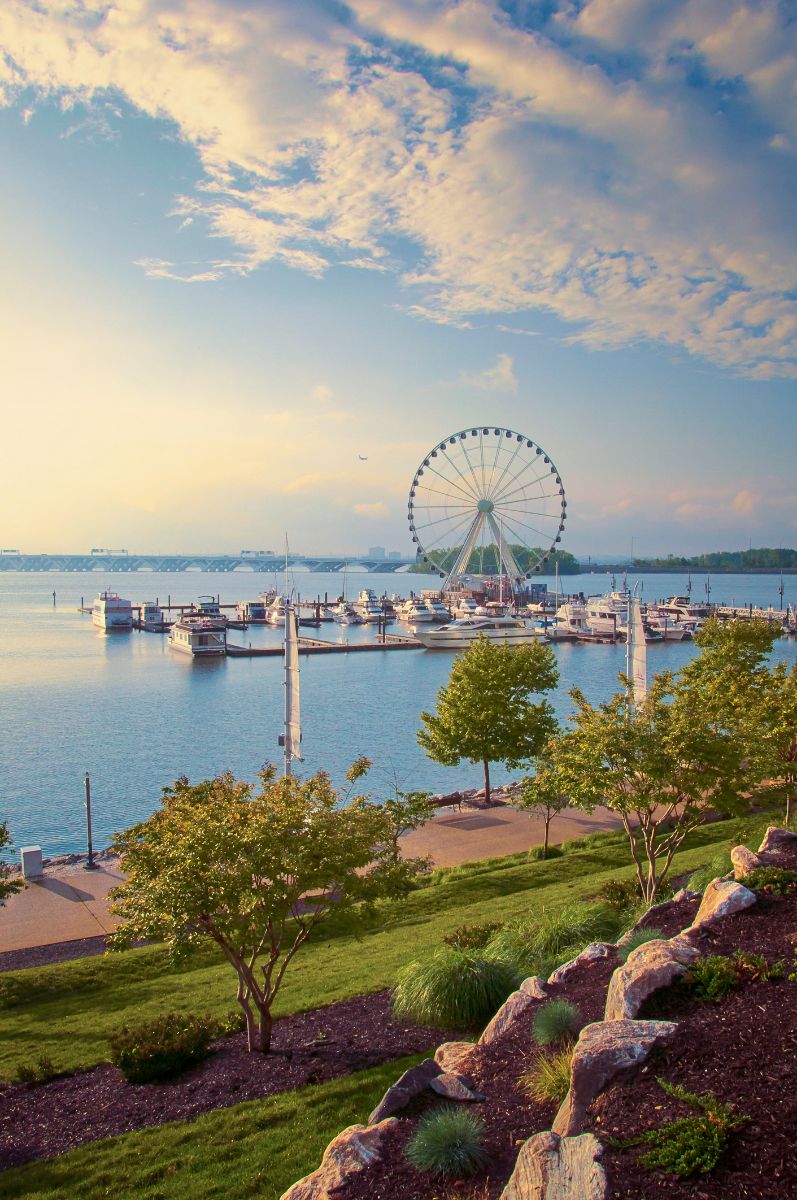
[139,601,165,631]
[168,616,226,656]
[92,591,133,631]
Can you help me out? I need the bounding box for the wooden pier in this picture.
[225,634,421,657]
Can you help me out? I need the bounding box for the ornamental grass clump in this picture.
[405,1106,488,1177]
[532,999,582,1047]
[521,1044,574,1105]
[617,926,665,964]
[484,901,622,978]
[109,1012,219,1083]
[686,852,732,894]
[392,946,519,1030]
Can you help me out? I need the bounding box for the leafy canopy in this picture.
[0,823,23,906]
[109,761,429,1051]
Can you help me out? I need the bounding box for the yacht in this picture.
[265,596,288,626]
[450,595,481,618]
[353,589,384,622]
[332,603,366,625]
[168,616,226,656]
[414,615,542,649]
[420,590,451,621]
[548,601,593,641]
[139,601,165,630]
[644,612,692,641]
[658,596,711,623]
[585,592,630,639]
[397,597,436,623]
[92,591,133,631]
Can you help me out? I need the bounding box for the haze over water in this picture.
[2,568,796,858]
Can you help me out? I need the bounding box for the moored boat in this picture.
[139,601,164,630]
[92,591,133,631]
[168,616,226,656]
[415,615,542,649]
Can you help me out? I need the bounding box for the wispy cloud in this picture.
[461,353,518,393]
[2,1,795,376]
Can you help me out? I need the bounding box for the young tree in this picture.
[518,741,570,858]
[0,823,24,905]
[757,661,797,826]
[551,669,752,904]
[109,761,429,1053]
[417,637,559,804]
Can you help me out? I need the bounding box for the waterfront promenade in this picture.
[0,804,623,957]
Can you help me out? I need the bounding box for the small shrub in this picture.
[13,1055,57,1086]
[392,947,519,1030]
[598,878,641,912]
[405,1106,488,1177]
[109,1012,218,1083]
[443,921,504,951]
[738,866,797,895]
[532,999,582,1046]
[620,1078,748,1177]
[215,1008,247,1036]
[686,853,732,894]
[617,927,664,963]
[685,955,740,1003]
[732,949,784,982]
[527,845,564,861]
[521,1045,574,1105]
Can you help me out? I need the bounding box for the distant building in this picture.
[367,545,386,558]
[388,551,402,560]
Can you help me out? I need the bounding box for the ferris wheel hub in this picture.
[477,498,495,513]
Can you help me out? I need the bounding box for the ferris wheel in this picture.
[407,426,567,591]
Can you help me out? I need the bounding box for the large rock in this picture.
[479,989,536,1045]
[434,1040,478,1073]
[730,844,771,879]
[368,1058,441,1123]
[552,1019,678,1136]
[280,1119,398,1199]
[688,878,756,930]
[429,1071,485,1101]
[520,975,549,999]
[759,826,797,855]
[548,943,613,987]
[604,935,699,1021]
[500,1130,606,1200]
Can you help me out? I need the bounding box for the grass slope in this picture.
[0,1054,426,1200]
[0,814,770,1080]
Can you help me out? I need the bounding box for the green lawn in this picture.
[0,1054,426,1200]
[0,812,770,1080]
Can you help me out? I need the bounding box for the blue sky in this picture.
[0,0,795,558]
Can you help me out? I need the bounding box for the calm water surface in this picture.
[1,569,795,856]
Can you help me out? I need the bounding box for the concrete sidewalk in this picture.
[0,860,124,953]
[1,805,624,955]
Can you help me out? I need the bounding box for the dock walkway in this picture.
[226,634,420,656]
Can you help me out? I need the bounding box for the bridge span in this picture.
[0,553,417,574]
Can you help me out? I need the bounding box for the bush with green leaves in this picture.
[521,1045,574,1105]
[528,844,564,862]
[392,946,519,1030]
[738,866,797,895]
[405,1106,488,1177]
[617,926,665,963]
[109,1011,219,1083]
[598,878,641,912]
[686,951,784,1003]
[532,999,581,1046]
[13,1055,57,1086]
[617,1078,747,1177]
[443,921,504,951]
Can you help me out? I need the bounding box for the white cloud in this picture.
[353,501,389,516]
[1,0,795,376]
[461,353,518,392]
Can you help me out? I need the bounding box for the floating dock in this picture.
[226,634,420,656]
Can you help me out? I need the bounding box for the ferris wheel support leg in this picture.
[486,512,524,595]
[442,512,485,593]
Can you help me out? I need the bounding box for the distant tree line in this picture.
[410,544,581,575]
[632,548,797,571]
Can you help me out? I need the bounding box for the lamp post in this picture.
[84,772,99,870]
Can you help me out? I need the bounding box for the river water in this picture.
[1,569,795,857]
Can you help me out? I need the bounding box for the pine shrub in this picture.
[392,946,519,1030]
[532,999,582,1046]
[109,1012,218,1083]
[406,1106,488,1177]
[626,1078,748,1177]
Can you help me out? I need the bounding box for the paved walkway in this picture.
[0,805,625,956]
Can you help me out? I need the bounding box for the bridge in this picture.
[0,553,418,574]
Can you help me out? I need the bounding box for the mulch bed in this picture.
[590,848,797,1199]
[0,991,451,1170]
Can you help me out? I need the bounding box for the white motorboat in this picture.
[92,590,133,631]
[139,601,164,630]
[168,616,226,656]
[265,597,288,626]
[585,593,629,638]
[397,598,436,623]
[353,588,384,622]
[420,590,451,621]
[332,602,365,625]
[658,596,712,621]
[548,601,593,641]
[415,615,542,648]
[644,612,691,641]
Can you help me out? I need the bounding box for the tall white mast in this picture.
[282,536,303,777]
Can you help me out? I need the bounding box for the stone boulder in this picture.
[552,1019,678,1136]
[429,1071,485,1101]
[434,1040,478,1073]
[548,943,613,987]
[604,934,699,1021]
[520,975,548,1000]
[368,1058,441,1124]
[759,826,797,855]
[280,1119,398,1200]
[500,1131,606,1200]
[730,844,771,879]
[479,989,536,1045]
[688,878,756,931]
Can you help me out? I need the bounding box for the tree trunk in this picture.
[483,759,491,806]
[787,788,795,828]
[257,1006,273,1053]
[543,813,550,859]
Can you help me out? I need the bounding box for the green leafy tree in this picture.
[757,661,797,825]
[0,823,24,905]
[551,667,752,904]
[109,761,429,1053]
[417,637,559,805]
[518,741,570,858]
